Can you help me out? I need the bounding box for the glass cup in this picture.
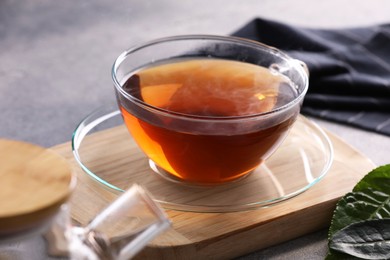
[112,35,309,186]
[69,184,170,260]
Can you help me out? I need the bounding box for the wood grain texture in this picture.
[51,122,375,259]
[0,139,74,235]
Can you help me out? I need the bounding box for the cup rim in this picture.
[112,34,309,121]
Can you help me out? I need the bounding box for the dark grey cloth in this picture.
[233,18,390,136]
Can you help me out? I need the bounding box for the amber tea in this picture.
[118,59,300,184]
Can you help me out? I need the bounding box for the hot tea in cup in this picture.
[113,36,308,185]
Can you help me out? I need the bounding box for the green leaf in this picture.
[327,164,390,259]
[329,219,390,260]
[353,165,390,193]
[329,165,390,238]
[328,189,390,239]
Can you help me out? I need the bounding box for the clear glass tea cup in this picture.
[112,35,309,186]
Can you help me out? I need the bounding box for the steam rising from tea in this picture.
[123,59,296,117]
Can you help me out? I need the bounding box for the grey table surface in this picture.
[1,0,390,259]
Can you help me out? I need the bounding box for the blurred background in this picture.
[2,0,390,148]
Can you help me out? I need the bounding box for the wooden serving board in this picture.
[51,121,375,259]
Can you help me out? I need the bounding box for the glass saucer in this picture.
[72,106,333,213]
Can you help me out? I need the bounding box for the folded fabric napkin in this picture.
[232,18,390,136]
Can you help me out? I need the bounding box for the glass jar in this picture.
[0,139,170,259]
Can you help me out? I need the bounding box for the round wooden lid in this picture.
[0,139,75,235]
